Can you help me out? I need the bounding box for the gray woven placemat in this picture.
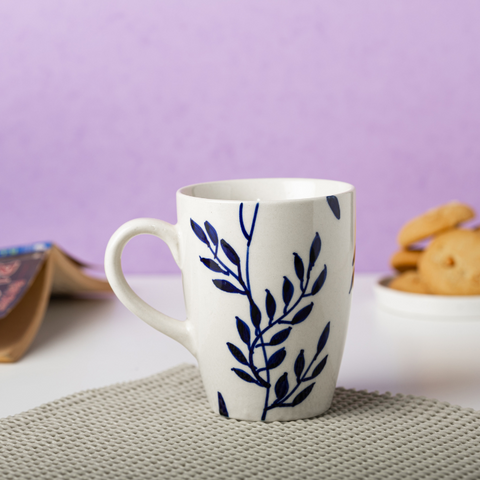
[1,364,479,480]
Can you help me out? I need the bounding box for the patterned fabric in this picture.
[1,364,479,480]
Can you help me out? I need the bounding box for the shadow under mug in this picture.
[105,178,355,421]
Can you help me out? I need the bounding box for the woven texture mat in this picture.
[1,364,479,480]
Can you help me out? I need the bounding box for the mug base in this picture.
[211,392,335,422]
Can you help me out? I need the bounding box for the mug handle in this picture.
[104,218,196,356]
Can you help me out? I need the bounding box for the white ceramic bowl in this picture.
[374,276,480,319]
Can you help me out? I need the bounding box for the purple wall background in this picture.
[1,1,480,273]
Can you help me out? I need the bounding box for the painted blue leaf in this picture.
[327,195,341,219]
[218,392,229,417]
[292,383,315,406]
[204,221,218,247]
[250,302,262,329]
[236,317,250,346]
[265,289,276,321]
[275,372,289,400]
[311,265,327,295]
[283,277,294,307]
[309,233,321,267]
[190,219,210,246]
[317,322,330,355]
[267,348,286,370]
[221,239,240,266]
[227,342,249,365]
[311,355,328,379]
[294,349,305,380]
[213,279,244,294]
[291,302,314,325]
[269,327,291,346]
[232,368,257,384]
[239,203,250,241]
[200,257,225,273]
[293,253,304,282]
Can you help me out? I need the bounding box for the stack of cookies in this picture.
[389,201,480,295]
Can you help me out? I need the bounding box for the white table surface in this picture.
[1,274,480,418]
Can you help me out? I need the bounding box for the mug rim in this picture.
[177,178,355,204]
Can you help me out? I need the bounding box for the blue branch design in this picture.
[191,204,330,420]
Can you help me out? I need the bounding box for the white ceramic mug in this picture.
[105,178,355,421]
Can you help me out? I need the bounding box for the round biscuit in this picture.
[397,201,475,247]
[419,229,480,295]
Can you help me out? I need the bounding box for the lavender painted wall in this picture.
[1,1,479,273]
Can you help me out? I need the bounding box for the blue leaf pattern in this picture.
[291,303,313,325]
[265,289,276,322]
[311,265,327,295]
[236,317,251,346]
[316,322,330,355]
[327,195,341,219]
[310,355,328,379]
[275,373,289,400]
[227,342,249,366]
[213,279,244,294]
[191,220,209,246]
[282,277,294,309]
[267,348,286,370]
[221,239,240,266]
[269,328,291,346]
[205,221,219,247]
[232,368,257,384]
[218,392,229,417]
[309,233,321,267]
[192,203,331,420]
[292,383,315,406]
[200,258,226,273]
[293,253,304,282]
[294,350,305,381]
[250,303,262,329]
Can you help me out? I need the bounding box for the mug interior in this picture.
[179,178,354,202]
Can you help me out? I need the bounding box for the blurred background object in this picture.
[0,242,111,362]
[1,0,479,274]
